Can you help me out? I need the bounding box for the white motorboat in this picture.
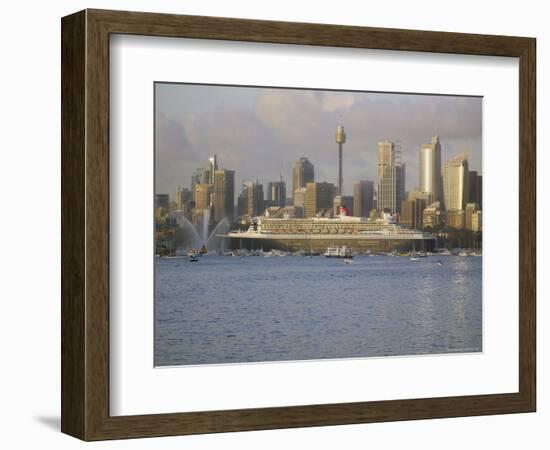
[324,246,353,258]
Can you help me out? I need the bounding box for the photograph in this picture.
[153,83,483,367]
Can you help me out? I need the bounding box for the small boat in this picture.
[189,256,199,262]
[410,257,419,261]
[344,258,353,264]
[324,246,353,258]
[436,260,444,266]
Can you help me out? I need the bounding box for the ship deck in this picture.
[223,231,434,241]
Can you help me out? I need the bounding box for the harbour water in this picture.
[154,255,482,366]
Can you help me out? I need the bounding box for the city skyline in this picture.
[155,83,482,197]
[154,83,484,368]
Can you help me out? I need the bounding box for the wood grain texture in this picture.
[61,10,86,439]
[518,38,536,410]
[61,9,537,441]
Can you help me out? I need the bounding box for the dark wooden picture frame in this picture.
[61,9,536,441]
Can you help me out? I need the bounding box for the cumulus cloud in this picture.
[321,92,356,112]
[255,89,324,143]
[155,83,482,196]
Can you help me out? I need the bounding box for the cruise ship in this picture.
[222,214,435,253]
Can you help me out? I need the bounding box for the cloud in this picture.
[155,84,482,196]
[255,89,324,143]
[321,92,356,112]
[181,113,200,146]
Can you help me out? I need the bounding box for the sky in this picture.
[155,83,482,198]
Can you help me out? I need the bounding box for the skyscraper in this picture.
[468,170,482,209]
[212,169,235,222]
[341,196,354,216]
[400,197,427,229]
[353,180,374,218]
[333,195,354,216]
[419,134,442,202]
[377,141,395,178]
[267,178,286,208]
[464,202,480,231]
[175,186,192,210]
[155,194,170,212]
[293,187,307,217]
[446,210,465,229]
[423,201,442,228]
[207,154,218,184]
[401,190,431,228]
[191,167,207,201]
[241,181,264,217]
[443,153,469,212]
[199,155,218,187]
[236,189,247,218]
[194,183,213,210]
[292,157,314,201]
[377,141,405,214]
[335,125,346,195]
[305,182,336,218]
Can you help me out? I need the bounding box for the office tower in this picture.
[353,180,374,218]
[155,193,169,211]
[333,195,353,217]
[191,167,207,201]
[293,187,307,217]
[267,178,286,208]
[198,155,218,187]
[335,125,346,195]
[401,196,427,229]
[212,169,235,222]
[471,210,482,232]
[237,189,247,218]
[341,196,354,216]
[419,134,442,202]
[305,182,336,218]
[464,203,480,231]
[175,186,192,210]
[443,153,469,212]
[241,181,264,217]
[477,175,482,210]
[194,183,213,210]
[408,189,434,205]
[446,209,465,229]
[377,141,405,214]
[422,201,442,228]
[292,157,314,201]
[377,141,395,178]
[207,154,218,184]
[468,171,483,210]
[401,190,431,228]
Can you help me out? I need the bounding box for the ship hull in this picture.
[222,234,436,253]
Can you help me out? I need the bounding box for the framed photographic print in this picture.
[61,9,536,440]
